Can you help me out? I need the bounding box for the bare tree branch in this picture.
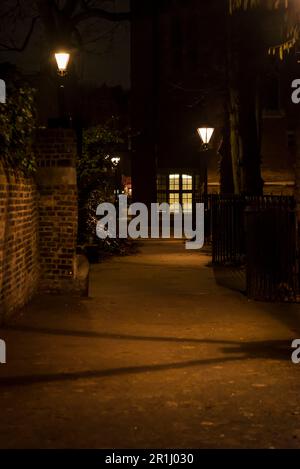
[0,16,39,52]
[73,7,131,24]
[0,0,130,54]
[63,0,79,16]
[36,0,57,40]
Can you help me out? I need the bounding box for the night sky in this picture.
[81,0,130,88]
[0,0,130,89]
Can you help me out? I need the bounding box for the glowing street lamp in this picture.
[197,126,215,203]
[111,157,121,203]
[197,127,214,149]
[53,50,70,123]
[111,156,121,167]
[54,51,70,76]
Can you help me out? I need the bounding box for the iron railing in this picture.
[245,196,298,302]
[208,194,298,302]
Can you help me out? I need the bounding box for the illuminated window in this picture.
[182,193,193,213]
[182,174,193,191]
[169,174,180,191]
[157,173,195,214]
[169,193,180,213]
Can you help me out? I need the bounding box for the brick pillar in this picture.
[35,129,78,292]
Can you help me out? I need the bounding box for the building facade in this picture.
[131,0,298,205]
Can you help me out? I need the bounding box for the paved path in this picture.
[1,240,300,448]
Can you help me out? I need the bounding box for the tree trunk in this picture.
[239,72,264,195]
[228,87,242,194]
[130,0,158,206]
[219,108,235,194]
[227,11,264,196]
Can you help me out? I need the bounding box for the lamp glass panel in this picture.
[55,53,70,72]
[197,127,214,144]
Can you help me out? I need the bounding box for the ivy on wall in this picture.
[0,65,36,175]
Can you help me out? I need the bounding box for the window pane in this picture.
[182,193,193,213]
[182,174,193,190]
[169,192,180,213]
[157,175,167,191]
[157,193,167,204]
[169,174,180,190]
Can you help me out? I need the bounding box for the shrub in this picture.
[0,64,36,174]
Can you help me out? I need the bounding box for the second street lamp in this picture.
[197,127,214,150]
[54,50,71,124]
[111,157,121,204]
[197,126,215,202]
[111,157,121,167]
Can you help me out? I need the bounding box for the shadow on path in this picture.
[1,324,294,349]
[0,337,291,388]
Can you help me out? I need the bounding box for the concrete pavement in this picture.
[0,239,300,448]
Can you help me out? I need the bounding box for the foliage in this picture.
[78,118,124,196]
[230,0,299,59]
[77,118,127,245]
[230,0,288,13]
[82,188,135,262]
[0,64,36,174]
[226,0,299,194]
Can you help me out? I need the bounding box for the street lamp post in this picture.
[197,127,214,202]
[111,157,121,204]
[54,51,70,124]
[197,127,215,240]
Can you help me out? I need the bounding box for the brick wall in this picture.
[0,129,82,323]
[0,128,79,321]
[35,129,78,292]
[0,162,39,321]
